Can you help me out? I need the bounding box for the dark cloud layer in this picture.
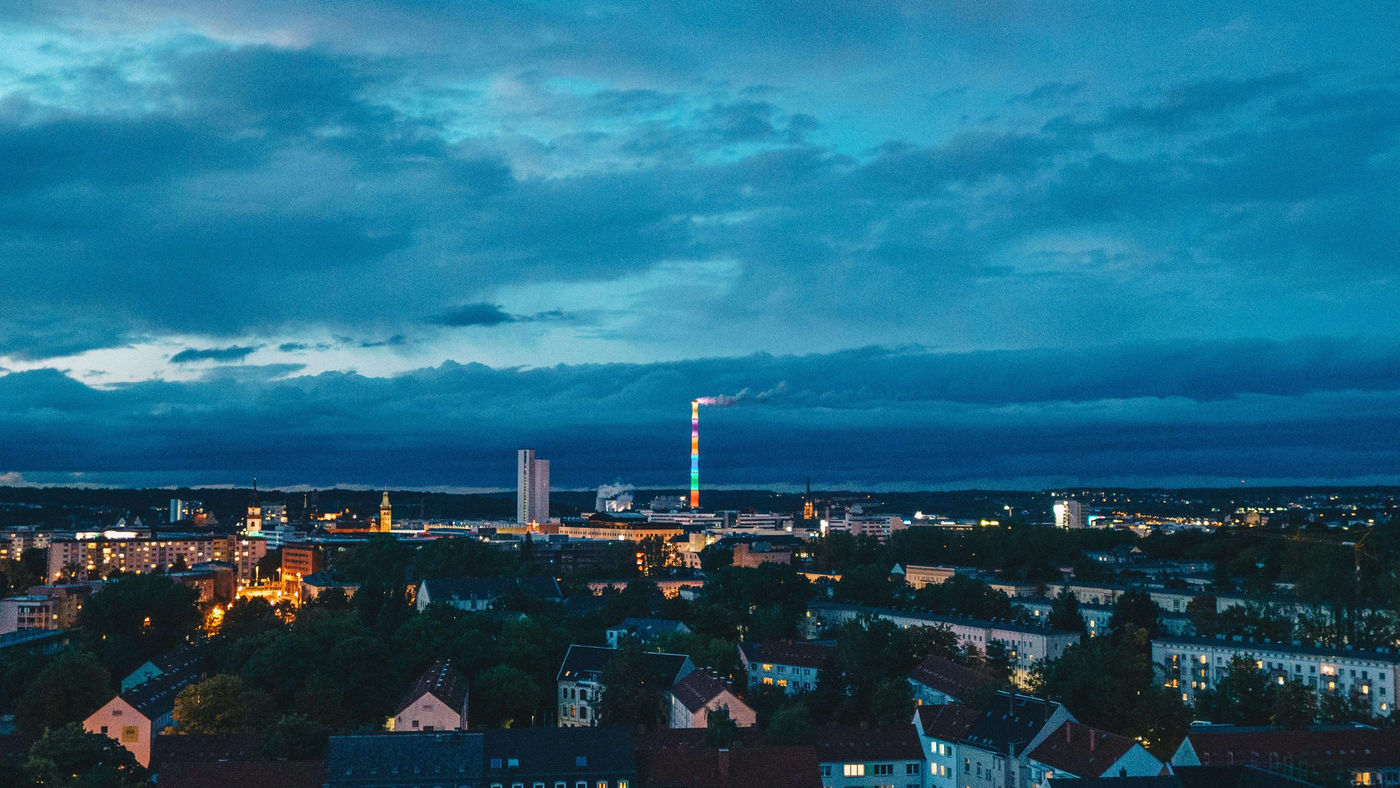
[4,340,1400,488]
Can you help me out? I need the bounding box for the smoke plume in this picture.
[694,382,787,407]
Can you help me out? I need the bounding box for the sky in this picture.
[0,1,1398,491]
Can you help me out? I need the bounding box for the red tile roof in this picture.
[909,655,997,700]
[1029,721,1144,778]
[158,760,325,788]
[813,724,924,763]
[637,731,819,788]
[1183,727,1400,769]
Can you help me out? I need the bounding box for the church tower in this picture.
[378,491,392,532]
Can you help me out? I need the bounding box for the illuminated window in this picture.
[762,677,773,685]
[843,764,865,777]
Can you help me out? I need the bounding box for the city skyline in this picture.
[0,2,1397,488]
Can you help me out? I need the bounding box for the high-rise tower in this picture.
[689,400,700,509]
[517,449,550,524]
[378,491,393,532]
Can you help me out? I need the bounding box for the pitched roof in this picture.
[395,659,469,718]
[1029,721,1145,778]
[422,576,562,603]
[1049,765,1320,788]
[813,724,924,763]
[637,731,819,788]
[908,654,997,700]
[483,726,635,776]
[671,669,741,714]
[1181,726,1400,768]
[739,640,832,670]
[557,644,693,686]
[961,693,1065,753]
[610,617,690,640]
[325,732,484,784]
[122,660,203,719]
[915,704,983,742]
[152,733,260,767]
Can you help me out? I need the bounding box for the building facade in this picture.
[518,449,551,524]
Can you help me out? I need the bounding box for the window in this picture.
[843,764,865,777]
[576,756,589,768]
[906,763,918,774]
[821,766,831,777]
[873,764,893,775]
[492,759,503,769]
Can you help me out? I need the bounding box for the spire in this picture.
[381,490,391,508]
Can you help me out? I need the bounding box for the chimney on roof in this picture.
[1089,728,1096,751]
[1066,724,1072,744]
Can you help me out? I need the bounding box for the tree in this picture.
[704,706,738,747]
[868,678,913,725]
[1049,589,1087,640]
[23,724,147,788]
[1270,679,1317,729]
[173,674,271,735]
[260,713,330,760]
[1109,590,1160,639]
[78,573,201,674]
[765,704,814,745]
[15,651,113,737]
[638,536,667,577]
[474,664,543,728]
[597,641,665,728]
[1194,656,1271,726]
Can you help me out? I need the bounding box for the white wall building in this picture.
[1053,499,1084,530]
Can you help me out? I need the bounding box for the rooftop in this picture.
[395,659,469,718]
[1180,725,1400,768]
[813,724,924,763]
[483,726,635,776]
[671,669,738,714]
[1155,634,1400,663]
[1029,721,1144,778]
[908,654,997,700]
[325,732,484,784]
[739,640,832,670]
[915,704,984,742]
[636,730,819,788]
[557,644,693,686]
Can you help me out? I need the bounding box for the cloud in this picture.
[2,340,1400,488]
[169,345,258,364]
[435,303,517,327]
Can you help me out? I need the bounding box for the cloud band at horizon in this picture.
[690,400,700,509]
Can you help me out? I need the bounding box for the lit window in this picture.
[844,764,865,777]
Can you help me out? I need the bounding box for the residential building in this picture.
[738,640,831,695]
[518,449,551,524]
[558,512,685,543]
[1025,721,1162,787]
[121,642,208,692]
[301,572,359,602]
[898,564,961,589]
[914,694,1074,788]
[484,726,636,788]
[0,628,70,656]
[389,660,469,732]
[47,533,266,581]
[85,661,203,767]
[0,595,60,634]
[815,724,926,788]
[324,732,484,788]
[151,734,324,788]
[808,603,1079,680]
[733,541,792,567]
[556,645,694,727]
[1152,635,1400,717]
[415,576,562,613]
[1170,725,1400,786]
[909,654,997,706]
[606,618,691,648]
[668,668,756,729]
[1013,598,1193,638]
[1048,765,1317,787]
[825,513,907,542]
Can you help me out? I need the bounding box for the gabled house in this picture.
[909,654,998,706]
[668,668,756,729]
[914,694,1074,788]
[815,724,927,788]
[120,641,208,692]
[606,617,691,648]
[85,661,203,767]
[1026,721,1163,787]
[557,644,695,727]
[389,660,469,732]
[737,640,831,695]
[416,576,563,612]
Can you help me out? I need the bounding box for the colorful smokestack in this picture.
[690,399,700,509]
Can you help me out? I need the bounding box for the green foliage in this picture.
[765,703,814,745]
[15,651,112,738]
[23,724,147,788]
[596,640,666,728]
[78,573,202,675]
[1041,624,1190,756]
[1108,590,1160,639]
[173,674,272,735]
[1194,656,1272,726]
[833,564,896,607]
[652,631,741,678]
[703,706,738,746]
[692,564,812,640]
[473,665,543,728]
[1048,589,1087,639]
[260,713,330,760]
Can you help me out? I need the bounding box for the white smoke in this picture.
[694,381,787,407]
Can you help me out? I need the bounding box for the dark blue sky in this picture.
[0,2,1397,490]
